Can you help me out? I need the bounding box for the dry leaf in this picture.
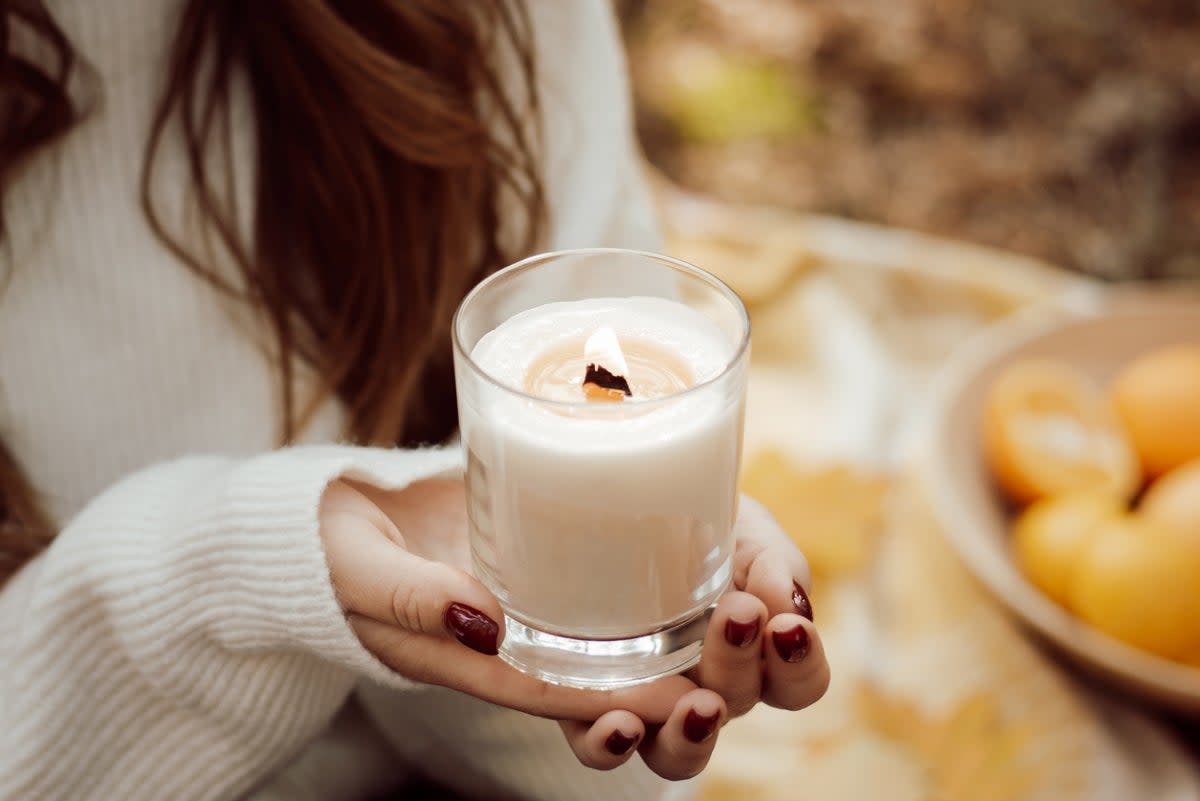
[740,449,887,579]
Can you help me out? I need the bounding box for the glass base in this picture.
[498,605,715,689]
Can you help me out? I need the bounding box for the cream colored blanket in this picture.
[659,189,1200,801]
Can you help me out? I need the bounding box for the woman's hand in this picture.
[692,496,829,716]
[319,477,730,779]
[557,496,830,777]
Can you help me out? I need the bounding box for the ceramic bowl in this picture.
[924,288,1200,714]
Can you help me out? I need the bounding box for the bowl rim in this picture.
[921,294,1200,708]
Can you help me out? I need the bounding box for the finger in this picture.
[695,591,766,718]
[559,711,645,771]
[762,614,830,711]
[351,615,697,723]
[324,515,505,653]
[733,496,815,621]
[638,689,726,781]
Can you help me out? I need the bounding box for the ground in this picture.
[618,0,1200,282]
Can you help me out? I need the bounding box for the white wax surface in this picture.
[473,296,731,387]
[462,296,744,637]
[469,296,736,449]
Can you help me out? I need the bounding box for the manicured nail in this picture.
[605,730,639,756]
[773,623,811,663]
[792,580,814,621]
[683,709,720,744]
[724,616,761,648]
[444,602,499,655]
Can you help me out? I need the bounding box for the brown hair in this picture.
[0,0,544,583]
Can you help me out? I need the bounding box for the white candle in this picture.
[464,296,744,639]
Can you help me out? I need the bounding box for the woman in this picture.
[0,1,830,800]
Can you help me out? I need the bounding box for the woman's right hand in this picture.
[319,478,729,780]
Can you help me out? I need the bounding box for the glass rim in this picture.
[451,247,751,410]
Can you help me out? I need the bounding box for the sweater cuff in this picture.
[215,445,464,688]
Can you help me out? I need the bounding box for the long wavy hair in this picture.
[0,0,544,583]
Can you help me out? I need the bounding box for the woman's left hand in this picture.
[691,495,829,715]
[557,496,830,778]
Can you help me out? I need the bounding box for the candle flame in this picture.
[584,327,630,377]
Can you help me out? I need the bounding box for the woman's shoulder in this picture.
[523,0,660,252]
[527,0,628,92]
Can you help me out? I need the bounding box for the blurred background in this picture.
[617,0,1200,282]
[605,4,1200,800]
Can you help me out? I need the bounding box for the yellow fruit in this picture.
[1110,344,1200,478]
[1068,515,1200,659]
[1181,649,1200,669]
[1012,493,1125,605]
[983,360,1140,505]
[1139,459,1200,544]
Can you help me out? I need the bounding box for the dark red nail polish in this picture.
[773,623,811,663]
[444,602,499,655]
[792,581,814,621]
[683,709,719,744]
[605,730,639,756]
[724,617,761,648]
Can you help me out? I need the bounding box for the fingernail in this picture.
[605,730,639,756]
[724,616,761,648]
[773,623,811,663]
[792,581,814,621]
[683,709,720,744]
[444,602,499,655]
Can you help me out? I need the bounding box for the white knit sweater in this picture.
[0,2,676,800]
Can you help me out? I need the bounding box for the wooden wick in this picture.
[583,363,631,402]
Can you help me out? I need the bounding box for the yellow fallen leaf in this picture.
[855,685,1039,801]
[740,450,887,580]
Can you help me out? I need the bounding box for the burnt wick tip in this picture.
[583,363,632,397]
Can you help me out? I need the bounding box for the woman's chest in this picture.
[0,98,339,526]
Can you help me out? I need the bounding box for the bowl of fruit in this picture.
[924,289,1200,713]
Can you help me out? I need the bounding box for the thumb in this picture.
[323,502,506,654]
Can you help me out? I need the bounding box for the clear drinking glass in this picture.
[452,249,750,688]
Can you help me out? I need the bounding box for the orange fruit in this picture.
[982,360,1140,505]
[1012,493,1125,606]
[1110,344,1200,478]
[1067,515,1200,660]
[1139,459,1200,544]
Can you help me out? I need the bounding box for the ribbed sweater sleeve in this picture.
[0,445,461,801]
